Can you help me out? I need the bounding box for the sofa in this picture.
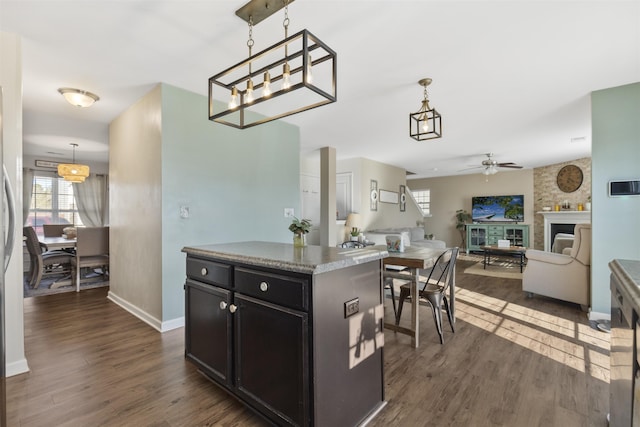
[364,227,447,249]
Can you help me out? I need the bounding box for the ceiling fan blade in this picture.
[457,165,483,172]
[499,164,523,169]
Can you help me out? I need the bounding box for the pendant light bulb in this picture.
[263,71,272,97]
[246,79,254,104]
[305,54,313,84]
[422,117,429,132]
[228,86,238,109]
[283,63,291,90]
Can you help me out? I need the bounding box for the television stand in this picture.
[466,224,529,252]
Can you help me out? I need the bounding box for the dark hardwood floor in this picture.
[7,258,609,426]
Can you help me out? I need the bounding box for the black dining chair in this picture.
[395,247,459,344]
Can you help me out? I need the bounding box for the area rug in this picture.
[24,271,109,298]
[463,261,524,280]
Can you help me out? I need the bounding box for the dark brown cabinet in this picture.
[183,242,386,427]
[184,279,231,386]
[185,259,311,426]
[234,293,309,426]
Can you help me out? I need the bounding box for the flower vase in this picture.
[293,233,306,247]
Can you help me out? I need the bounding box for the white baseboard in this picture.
[589,310,610,321]
[107,291,184,333]
[6,358,29,377]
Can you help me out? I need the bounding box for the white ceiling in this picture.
[2,0,639,179]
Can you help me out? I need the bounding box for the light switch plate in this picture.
[180,206,189,218]
[284,208,294,218]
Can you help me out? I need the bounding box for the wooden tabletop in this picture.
[382,246,447,269]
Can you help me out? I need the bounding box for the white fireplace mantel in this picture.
[539,211,591,251]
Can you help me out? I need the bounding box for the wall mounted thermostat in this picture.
[609,180,640,197]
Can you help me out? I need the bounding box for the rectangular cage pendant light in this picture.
[409,108,442,141]
[209,28,337,129]
[409,77,442,141]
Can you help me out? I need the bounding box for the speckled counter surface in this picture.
[610,259,640,311]
[182,241,388,275]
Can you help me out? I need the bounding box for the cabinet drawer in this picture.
[488,226,503,235]
[187,257,232,287]
[235,267,308,311]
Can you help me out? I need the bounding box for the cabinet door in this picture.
[468,226,487,250]
[505,226,527,247]
[234,293,309,426]
[185,279,232,386]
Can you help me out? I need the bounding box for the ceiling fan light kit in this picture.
[409,78,442,141]
[480,153,523,175]
[58,87,100,108]
[209,0,337,129]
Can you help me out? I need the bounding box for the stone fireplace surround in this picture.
[539,211,591,252]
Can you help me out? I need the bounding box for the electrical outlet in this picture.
[344,298,359,318]
[284,208,294,218]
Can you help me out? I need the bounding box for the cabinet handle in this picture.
[229,304,238,313]
[259,281,269,292]
[219,301,228,310]
[201,267,208,276]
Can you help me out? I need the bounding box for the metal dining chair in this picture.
[395,247,459,344]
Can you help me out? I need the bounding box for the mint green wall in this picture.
[160,84,300,321]
[591,82,640,316]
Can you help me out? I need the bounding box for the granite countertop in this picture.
[182,241,388,275]
[609,259,640,310]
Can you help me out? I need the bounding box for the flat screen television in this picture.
[472,195,524,223]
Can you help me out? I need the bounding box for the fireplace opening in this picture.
[551,223,576,237]
[550,223,576,252]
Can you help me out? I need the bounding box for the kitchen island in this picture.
[182,241,388,427]
[609,259,640,426]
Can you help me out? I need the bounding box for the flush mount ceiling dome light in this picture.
[58,87,100,108]
[58,143,90,183]
[209,0,337,129]
[409,78,442,141]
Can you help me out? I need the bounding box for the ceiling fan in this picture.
[461,153,524,175]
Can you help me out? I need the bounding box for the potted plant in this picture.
[585,195,591,211]
[349,227,360,241]
[455,209,472,249]
[289,217,312,247]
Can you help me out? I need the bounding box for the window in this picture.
[411,189,431,216]
[28,174,83,235]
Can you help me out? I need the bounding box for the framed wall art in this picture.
[379,189,398,204]
[370,179,378,211]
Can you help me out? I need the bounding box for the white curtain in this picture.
[73,174,109,227]
[22,168,34,225]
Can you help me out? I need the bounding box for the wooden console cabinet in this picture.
[466,224,529,252]
[183,241,387,426]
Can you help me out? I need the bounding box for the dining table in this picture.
[40,235,76,251]
[381,245,451,348]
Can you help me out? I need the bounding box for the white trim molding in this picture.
[539,211,591,252]
[107,291,185,333]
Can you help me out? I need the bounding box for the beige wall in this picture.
[303,155,423,244]
[109,85,163,322]
[408,170,535,248]
[532,157,591,249]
